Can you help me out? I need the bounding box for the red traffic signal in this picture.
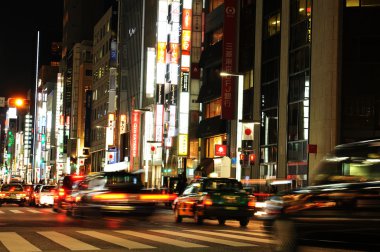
[7,98,30,108]
[249,154,256,165]
[239,154,245,165]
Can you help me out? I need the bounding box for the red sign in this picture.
[182,9,192,30]
[308,144,317,154]
[221,0,237,120]
[215,144,227,156]
[130,110,141,171]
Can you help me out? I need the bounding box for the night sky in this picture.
[0,1,63,99]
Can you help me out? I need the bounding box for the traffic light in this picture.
[239,154,245,165]
[7,98,30,108]
[249,154,256,165]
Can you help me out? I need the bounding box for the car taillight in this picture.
[93,193,129,201]
[248,196,256,208]
[203,195,213,206]
[0,193,5,197]
[58,188,65,197]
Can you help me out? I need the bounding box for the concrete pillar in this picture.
[278,0,290,179]
[309,0,342,178]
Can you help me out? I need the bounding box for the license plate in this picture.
[225,206,238,210]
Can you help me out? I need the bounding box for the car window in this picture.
[2,184,23,191]
[182,185,193,195]
[204,179,242,192]
[41,186,55,192]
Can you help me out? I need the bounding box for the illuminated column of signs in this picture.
[166,0,180,149]
[106,113,116,165]
[178,0,192,157]
[155,0,168,145]
[24,114,32,182]
[55,74,65,177]
[129,110,141,171]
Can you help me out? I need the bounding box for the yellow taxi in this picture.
[173,177,255,226]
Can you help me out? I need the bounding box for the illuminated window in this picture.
[209,0,224,12]
[206,135,224,158]
[267,13,281,37]
[205,98,222,119]
[189,140,199,159]
[346,0,360,7]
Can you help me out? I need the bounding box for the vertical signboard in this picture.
[130,110,141,171]
[221,0,237,120]
[146,48,155,98]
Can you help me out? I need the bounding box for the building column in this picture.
[252,0,263,179]
[309,0,341,178]
[278,0,290,179]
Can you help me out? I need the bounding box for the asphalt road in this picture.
[0,204,363,252]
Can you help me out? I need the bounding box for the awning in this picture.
[196,116,227,138]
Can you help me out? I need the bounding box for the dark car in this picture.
[173,177,255,226]
[0,183,27,206]
[68,171,157,217]
[53,174,85,212]
[264,139,380,251]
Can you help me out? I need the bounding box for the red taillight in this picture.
[140,194,170,200]
[93,193,128,200]
[248,196,256,208]
[58,188,65,197]
[203,195,213,206]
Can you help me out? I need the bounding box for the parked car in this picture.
[53,175,85,212]
[264,139,380,251]
[0,183,27,206]
[173,177,255,226]
[35,185,56,207]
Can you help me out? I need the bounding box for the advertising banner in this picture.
[221,0,237,120]
[130,110,141,171]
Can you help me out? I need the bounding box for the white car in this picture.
[35,185,56,207]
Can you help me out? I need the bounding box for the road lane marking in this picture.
[151,230,255,247]
[38,231,100,251]
[10,210,23,214]
[217,229,273,237]
[187,230,276,244]
[27,210,41,214]
[116,230,207,248]
[0,210,4,214]
[0,232,41,252]
[77,231,154,249]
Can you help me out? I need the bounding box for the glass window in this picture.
[261,108,278,145]
[211,27,223,46]
[209,0,224,12]
[287,141,308,161]
[288,102,309,141]
[261,82,279,109]
[206,135,224,158]
[205,98,222,118]
[264,12,281,38]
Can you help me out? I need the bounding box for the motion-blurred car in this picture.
[30,184,43,206]
[242,178,292,217]
[68,171,163,217]
[53,174,84,212]
[35,185,56,207]
[173,177,255,226]
[0,183,27,206]
[264,139,380,251]
[22,184,34,206]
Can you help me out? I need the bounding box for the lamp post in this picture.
[220,72,244,180]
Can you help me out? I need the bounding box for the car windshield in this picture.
[2,184,23,191]
[312,154,380,185]
[203,179,242,192]
[41,186,55,192]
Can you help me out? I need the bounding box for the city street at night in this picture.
[0,205,361,252]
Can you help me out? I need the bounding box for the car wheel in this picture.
[194,210,203,225]
[174,207,182,223]
[272,219,297,252]
[218,218,226,225]
[239,217,250,227]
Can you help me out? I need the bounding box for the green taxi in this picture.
[173,177,255,226]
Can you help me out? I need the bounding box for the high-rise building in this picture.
[196,0,380,187]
